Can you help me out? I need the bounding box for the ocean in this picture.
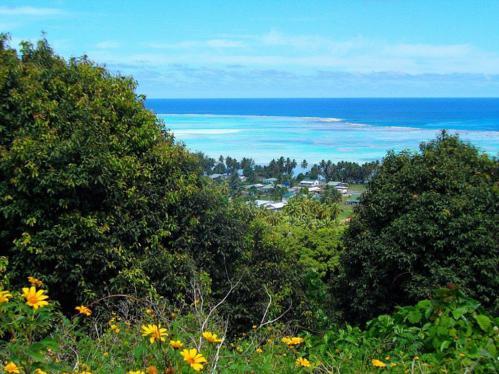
[146,98,499,163]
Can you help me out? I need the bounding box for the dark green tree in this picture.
[0,36,248,310]
[336,132,498,323]
[320,185,342,204]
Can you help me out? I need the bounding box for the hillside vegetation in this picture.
[0,36,497,373]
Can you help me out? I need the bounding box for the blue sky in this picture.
[2,0,499,97]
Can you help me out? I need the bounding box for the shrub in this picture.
[0,36,247,311]
[336,131,498,323]
[0,36,315,333]
[1,276,495,373]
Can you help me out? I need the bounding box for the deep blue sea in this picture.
[146,98,499,163]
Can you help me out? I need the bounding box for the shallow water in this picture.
[148,99,499,163]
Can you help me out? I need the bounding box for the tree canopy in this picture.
[0,36,249,309]
[336,132,498,323]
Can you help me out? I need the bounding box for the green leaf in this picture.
[407,310,422,324]
[416,299,431,311]
[440,340,451,351]
[451,306,467,320]
[474,314,492,332]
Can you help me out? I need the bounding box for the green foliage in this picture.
[0,36,248,312]
[1,279,496,373]
[0,287,63,372]
[307,288,499,373]
[1,36,497,372]
[0,36,326,335]
[244,195,344,329]
[337,131,498,323]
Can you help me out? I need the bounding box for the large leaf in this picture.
[407,310,422,324]
[474,314,492,332]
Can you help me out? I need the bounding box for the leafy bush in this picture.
[0,36,248,312]
[1,275,496,373]
[231,195,343,330]
[308,287,498,373]
[337,132,498,323]
[0,36,325,334]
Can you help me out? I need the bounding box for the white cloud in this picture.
[92,31,499,75]
[0,6,64,16]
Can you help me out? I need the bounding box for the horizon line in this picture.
[145,96,499,100]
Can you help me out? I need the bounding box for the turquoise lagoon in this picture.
[157,113,499,164]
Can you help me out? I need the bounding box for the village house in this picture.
[244,183,265,190]
[299,179,320,188]
[208,173,228,180]
[327,181,349,194]
[262,177,278,184]
[254,199,287,211]
[308,186,322,193]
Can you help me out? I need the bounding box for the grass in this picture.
[338,184,366,221]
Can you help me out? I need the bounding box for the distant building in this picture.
[327,181,349,194]
[299,180,320,188]
[308,186,322,193]
[262,177,278,184]
[267,202,286,210]
[261,184,275,192]
[254,200,287,210]
[346,199,360,206]
[327,181,348,188]
[244,183,264,190]
[209,173,228,180]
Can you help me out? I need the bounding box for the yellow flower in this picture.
[385,356,391,360]
[180,348,207,372]
[296,357,311,367]
[256,347,263,353]
[127,371,145,374]
[4,362,20,373]
[103,352,109,357]
[281,336,304,346]
[34,369,48,374]
[202,331,222,344]
[0,290,13,304]
[28,276,43,287]
[75,305,92,316]
[22,286,49,310]
[141,324,167,344]
[170,340,184,349]
[110,324,120,334]
[372,359,387,368]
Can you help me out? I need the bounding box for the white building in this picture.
[327,181,349,194]
[299,180,320,188]
[262,177,278,184]
[254,200,287,211]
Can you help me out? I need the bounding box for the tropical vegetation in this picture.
[0,35,497,372]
